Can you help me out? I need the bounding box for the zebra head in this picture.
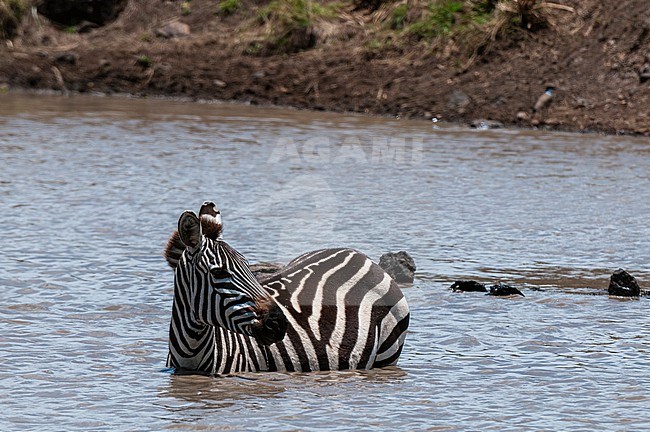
[174,208,287,346]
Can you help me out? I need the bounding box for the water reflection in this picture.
[158,367,408,426]
[159,373,286,410]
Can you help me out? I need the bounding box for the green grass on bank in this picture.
[218,0,241,15]
[247,0,498,54]
[235,0,573,57]
[388,0,495,40]
[255,0,340,53]
[259,0,339,29]
[1,0,573,62]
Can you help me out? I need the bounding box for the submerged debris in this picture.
[450,280,487,292]
[450,280,523,296]
[608,269,640,297]
[487,283,525,297]
[447,271,647,300]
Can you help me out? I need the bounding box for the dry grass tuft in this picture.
[462,0,576,69]
[252,0,341,54]
[0,0,27,39]
[489,0,575,37]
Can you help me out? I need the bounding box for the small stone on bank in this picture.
[471,119,504,130]
[156,21,191,39]
[516,111,530,121]
[56,52,78,65]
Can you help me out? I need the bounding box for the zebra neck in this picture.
[167,294,271,374]
[211,327,271,374]
[167,295,216,373]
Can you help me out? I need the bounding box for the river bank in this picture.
[1,0,649,135]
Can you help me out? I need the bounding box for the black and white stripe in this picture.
[166,206,409,374]
[258,248,410,372]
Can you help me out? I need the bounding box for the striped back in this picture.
[260,248,410,371]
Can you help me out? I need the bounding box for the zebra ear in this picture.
[178,211,202,249]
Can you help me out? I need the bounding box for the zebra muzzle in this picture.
[251,303,288,346]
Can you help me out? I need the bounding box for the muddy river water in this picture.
[1,93,649,431]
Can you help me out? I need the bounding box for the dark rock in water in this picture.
[450,280,487,293]
[379,251,416,284]
[250,262,283,282]
[487,283,524,297]
[608,269,640,297]
[37,0,128,27]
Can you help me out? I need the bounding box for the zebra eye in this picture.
[210,268,231,280]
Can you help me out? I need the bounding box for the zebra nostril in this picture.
[200,201,219,217]
[251,305,287,346]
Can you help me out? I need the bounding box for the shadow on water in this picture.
[158,373,285,410]
[157,367,408,415]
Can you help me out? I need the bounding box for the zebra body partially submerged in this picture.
[165,202,410,374]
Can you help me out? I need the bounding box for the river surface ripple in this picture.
[1,94,649,431]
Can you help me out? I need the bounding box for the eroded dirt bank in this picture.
[1,0,650,135]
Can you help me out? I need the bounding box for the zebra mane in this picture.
[164,215,223,269]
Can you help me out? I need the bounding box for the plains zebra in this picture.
[164,202,410,374]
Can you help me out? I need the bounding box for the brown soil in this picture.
[1,0,650,135]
